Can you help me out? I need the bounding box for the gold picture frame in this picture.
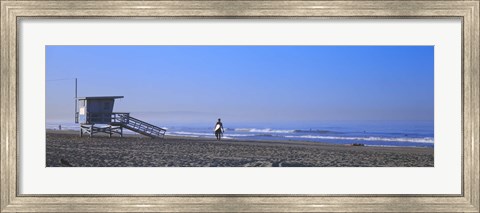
[1,0,479,212]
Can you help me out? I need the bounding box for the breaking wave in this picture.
[284,135,434,143]
[234,128,295,133]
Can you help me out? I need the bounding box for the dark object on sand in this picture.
[60,158,73,167]
[352,143,365,146]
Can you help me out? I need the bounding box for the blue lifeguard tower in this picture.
[75,96,166,138]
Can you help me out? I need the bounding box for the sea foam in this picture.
[284,135,434,143]
[234,128,295,133]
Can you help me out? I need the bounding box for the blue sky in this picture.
[46,46,434,126]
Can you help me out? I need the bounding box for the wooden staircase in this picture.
[114,113,167,138]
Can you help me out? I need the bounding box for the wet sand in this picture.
[46,130,434,167]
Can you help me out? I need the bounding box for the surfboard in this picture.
[214,124,221,131]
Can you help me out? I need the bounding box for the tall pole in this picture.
[75,78,77,123]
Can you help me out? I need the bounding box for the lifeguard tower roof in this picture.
[78,96,124,100]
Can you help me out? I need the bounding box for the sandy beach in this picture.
[46,130,433,167]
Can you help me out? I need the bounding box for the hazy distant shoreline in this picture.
[46,130,434,167]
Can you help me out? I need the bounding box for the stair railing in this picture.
[113,113,166,138]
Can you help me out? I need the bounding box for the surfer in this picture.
[214,118,224,141]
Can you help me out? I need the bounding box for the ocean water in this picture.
[46,121,434,148]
